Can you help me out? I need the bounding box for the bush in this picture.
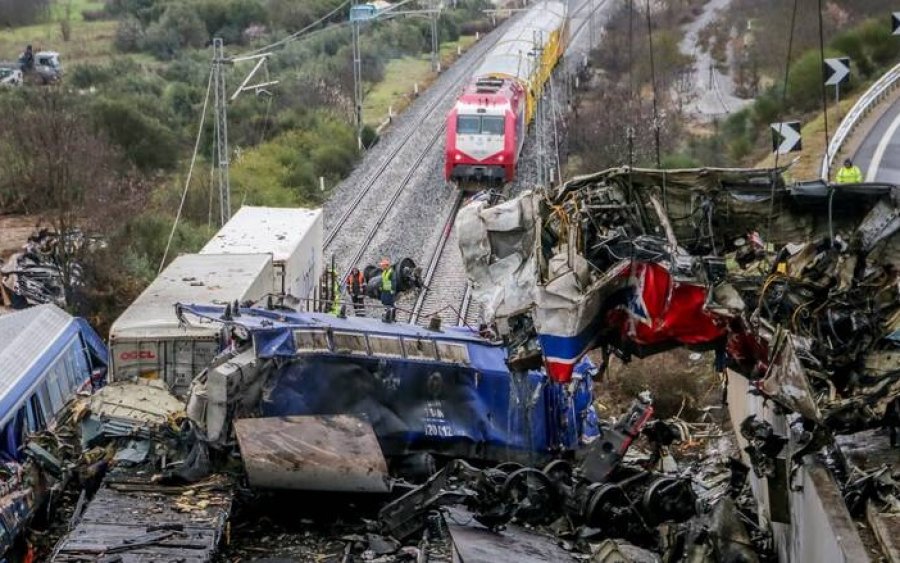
[195,0,266,43]
[70,63,115,88]
[141,3,207,59]
[786,48,842,112]
[115,15,144,52]
[92,99,180,170]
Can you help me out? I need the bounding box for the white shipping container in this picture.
[200,206,323,302]
[109,253,274,398]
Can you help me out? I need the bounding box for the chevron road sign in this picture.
[770,121,801,154]
[824,57,850,86]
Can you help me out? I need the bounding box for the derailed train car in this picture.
[178,304,599,490]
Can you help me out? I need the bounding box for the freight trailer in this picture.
[200,206,323,303]
[108,253,274,398]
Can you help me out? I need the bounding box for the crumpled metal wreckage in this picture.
[0,229,103,309]
[458,167,898,425]
[457,166,900,521]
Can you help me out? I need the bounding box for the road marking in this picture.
[865,106,900,181]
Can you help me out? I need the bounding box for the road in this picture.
[852,95,900,183]
[677,0,753,119]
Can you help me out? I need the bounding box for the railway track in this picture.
[406,191,469,327]
[323,19,511,281]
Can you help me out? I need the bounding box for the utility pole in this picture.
[589,0,595,49]
[430,0,440,72]
[533,31,545,187]
[213,37,231,226]
[351,3,364,150]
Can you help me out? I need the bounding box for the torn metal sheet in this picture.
[446,508,577,563]
[89,379,186,425]
[234,415,390,493]
[757,331,821,422]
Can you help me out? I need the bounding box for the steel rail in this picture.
[324,26,506,250]
[409,192,466,325]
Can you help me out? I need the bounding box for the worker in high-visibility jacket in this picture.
[379,258,396,323]
[835,158,863,184]
[346,267,366,316]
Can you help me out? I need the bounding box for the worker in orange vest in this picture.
[346,267,366,316]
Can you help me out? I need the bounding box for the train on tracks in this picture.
[444,1,568,184]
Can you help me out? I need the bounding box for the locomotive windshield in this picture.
[481,116,504,135]
[457,115,504,135]
[457,115,480,134]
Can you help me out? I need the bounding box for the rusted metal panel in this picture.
[867,503,900,563]
[51,475,232,563]
[234,415,390,493]
[447,508,576,563]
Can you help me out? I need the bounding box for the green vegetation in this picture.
[0,0,494,326]
[684,16,900,174]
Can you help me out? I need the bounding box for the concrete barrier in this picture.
[726,370,871,563]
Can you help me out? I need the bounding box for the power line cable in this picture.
[644,0,661,168]
[817,0,830,157]
[232,0,351,59]
[767,0,798,243]
[159,68,214,274]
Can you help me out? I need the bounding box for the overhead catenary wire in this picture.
[767,0,799,244]
[645,0,661,169]
[159,68,214,274]
[232,0,351,59]
[817,0,830,160]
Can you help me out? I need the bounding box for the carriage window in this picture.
[481,116,504,135]
[368,335,403,357]
[403,338,438,360]
[294,329,330,352]
[436,342,470,364]
[332,332,368,355]
[457,115,481,134]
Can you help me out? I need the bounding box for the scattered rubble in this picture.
[0,229,102,309]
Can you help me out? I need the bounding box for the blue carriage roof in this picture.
[178,304,509,372]
[0,305,108,429]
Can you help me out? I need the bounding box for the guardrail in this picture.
[821,60,900,180]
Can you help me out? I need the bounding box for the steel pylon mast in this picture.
[351,0,364,149]
[213,37,231,226]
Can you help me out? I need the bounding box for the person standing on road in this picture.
[346,266,366,316]
[380,258,396,322]
[835,158,863,184]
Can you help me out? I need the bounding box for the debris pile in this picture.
[458,166,900,557]
[0,229,101,308]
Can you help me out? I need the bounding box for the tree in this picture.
[0,89,140,309]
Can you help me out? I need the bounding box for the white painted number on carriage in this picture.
[424,423,453,437]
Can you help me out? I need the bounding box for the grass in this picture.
[754,89,864,182]
[362,35,478,126]
[0,18,118,67]
[50,0,107,22]
[0,0,117,67]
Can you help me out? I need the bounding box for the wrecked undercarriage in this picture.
[458,165,900,560]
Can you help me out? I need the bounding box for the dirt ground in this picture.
[590,348,722,421]
[0,214,42,260]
